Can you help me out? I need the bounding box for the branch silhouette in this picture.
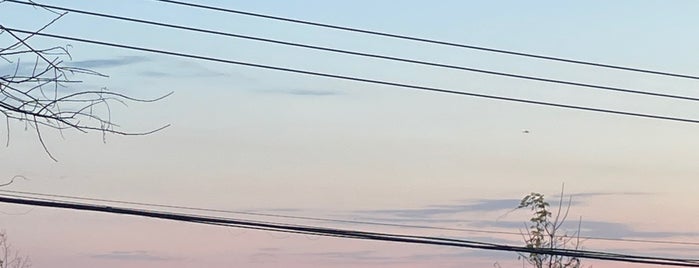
[0,11,170,161]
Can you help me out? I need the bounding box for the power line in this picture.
[1,189,698,247]
[6,0,699,103]
[4,27,699,125]
[0,194,697,267]
[1,189,510,234]
[152,0,699,81]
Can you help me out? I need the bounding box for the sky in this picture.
[1,1,699,267]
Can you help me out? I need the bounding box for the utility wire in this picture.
[152,0,699,81]
[1,189,698,247]
[0,189,511,234]
[4,27,699,125]
[0,195,698,267]
[7,0,699,103]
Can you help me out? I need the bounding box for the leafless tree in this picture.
[1,10,170,161]
[0,231,29,268]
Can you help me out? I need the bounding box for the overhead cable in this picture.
[6,0,699,102]
[1,189,698,247]
[3,27,699,125]
[150,0,699,81]
[0,195,698,267]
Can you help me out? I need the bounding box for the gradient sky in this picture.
[1,1,699,267]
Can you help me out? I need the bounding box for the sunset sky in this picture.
[1,1,699,267]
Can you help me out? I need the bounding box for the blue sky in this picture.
[1,1,699,268]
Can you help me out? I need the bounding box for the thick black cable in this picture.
[6,0,699,103]
[0,189,696,265]
[0,190,696,265]
[4,27,699,125]
[2,189,698,247]
[0,195,698,266]
[0,189,511,234]
[151,0,699,81]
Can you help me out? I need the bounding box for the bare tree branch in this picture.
[0,176,27,188]
[0,11,170,161]
[0,231,30,268]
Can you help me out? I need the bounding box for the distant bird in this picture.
[522,129,530,134]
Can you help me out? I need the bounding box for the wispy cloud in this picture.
[356,192,653,223]
[579,221,699,239]
[138,60,228,78]
[138,69,225,78]
[1,56,147,77]
[296,249,516,265]
[356,199,527,220]
[404,250,515,262]
[0,62,29,76]
[70,56,149,69]
[139,71,171,77]
[248,207,304,213]
[350,216,467,224]
[469,220,699,239]
[306,250,391,261]
[258,88,344,96]
[89,250,178,261]
[555,191,651,199]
